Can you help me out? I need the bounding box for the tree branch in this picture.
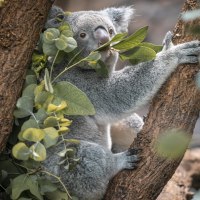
[0,0,54,152]
[104,0,200,199]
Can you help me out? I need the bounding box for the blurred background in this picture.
[54,0,200,144]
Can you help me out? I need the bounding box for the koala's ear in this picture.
[45,6,66,28]
[102,7,134,33]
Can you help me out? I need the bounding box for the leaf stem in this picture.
[52,59,84,83]
[50,50,60,81]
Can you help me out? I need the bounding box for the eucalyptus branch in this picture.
[50,50,60,81]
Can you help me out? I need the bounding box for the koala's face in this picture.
[46,6,134,70]
[68,12,118,68]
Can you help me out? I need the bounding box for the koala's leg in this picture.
[111,113,144,153]
[49,140,140,200]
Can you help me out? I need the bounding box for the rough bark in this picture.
[104,0,200,199]
[0,0,53,152]
[157,148,200,200]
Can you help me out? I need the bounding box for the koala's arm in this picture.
[79,41,200,123]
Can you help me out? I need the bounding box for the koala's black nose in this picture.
[94,27,110,46]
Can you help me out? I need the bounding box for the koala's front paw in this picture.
[123,148,142,169]
[172,40,200,65]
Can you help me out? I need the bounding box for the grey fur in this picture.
[43,6,200,199]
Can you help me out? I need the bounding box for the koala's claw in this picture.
[162,31,174,50]
[124,148,142,169]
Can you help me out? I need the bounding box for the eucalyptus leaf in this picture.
[63,36,77,53]
[44,69,54,93]
[84,52,101,62]
[43,43,58,57]
[55,38,68,50]
[43,127,59,148]
[38,178,57,195]
[112,26,148,50]
[25,75,37,86]
[11,174,43,200]
[46,190,68,200]
[22,84,37,99]
[44,116,59,128]
[13,97,34,118]
[30,142,47,162]
[22,128,45,142]
[120,46,156,65]
[139,42,163,53]
[21,119,39,132]
[43,28,60,44]
[12,143,30,161]
[53,81,95,115]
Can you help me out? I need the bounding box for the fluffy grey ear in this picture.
[102,7,134,33]
[45,6,66,28]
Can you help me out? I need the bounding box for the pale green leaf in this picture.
[30,142,46,162]
[55,38,68,50]
[53,81,95,115]
[21,119,39,132]
[44,116,59,128]
[43,127,59,148]
[12,143,30,161]
[25,75,37,86]
[43,43,58,57]
[84,51,101,62]
[44,69,54,93]
[13,97,33,118]
[22,84,37,99]
[139,42,163,53]
[22,128,45,142]
[63,36,77,53]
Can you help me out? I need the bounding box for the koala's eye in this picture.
[80,33,86,38]
[56,14,65,22]
[109,28,114,35]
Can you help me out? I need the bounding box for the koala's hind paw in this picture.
[124,147,142,169]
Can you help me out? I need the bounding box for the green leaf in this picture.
[139,42,163,53]
[61,30,73,37]
[43,28,60,44]
[63,36,77,53]
[46,190,68,200]
[12,143,30,161]
[84,51,101,63]
[30,142,46,162]
[35,91,52,106]
[38,178,57,195]
[95,32,127,51]
[155,129,190,159]
[22,84,37,99]
[13,97,34,118]
[44,69,54,93]
[44,116,59,128]
[55,38,68,50]
[112,26,148,50]
[43,127,59,148]
[22,128,45,142]
[43,43,58,57]
[53,81,95,115]
[120,46,156,65]
[21,119,39,132]
[11,174,43,200]
[25,75,37,86]
[33,108,48,124]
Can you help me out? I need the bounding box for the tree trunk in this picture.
[104,0,200,199]
[0,0,53,152]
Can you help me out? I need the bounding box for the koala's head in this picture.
[46,6,134,70]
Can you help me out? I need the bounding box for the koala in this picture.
[43,6,200,200]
